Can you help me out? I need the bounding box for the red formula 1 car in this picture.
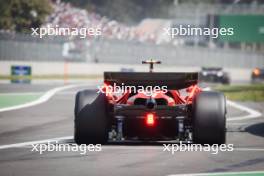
[74,60,226,145]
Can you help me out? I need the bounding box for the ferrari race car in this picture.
[199,67,230,84]
[251,67,264,83]
[74,60,226,145]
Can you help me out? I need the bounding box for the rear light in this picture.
[145,113,155,126]
[253,68,260,76]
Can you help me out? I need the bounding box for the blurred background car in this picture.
[251,68,264,83]
[199,67,230,84]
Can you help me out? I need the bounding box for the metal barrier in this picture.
[93,39,264,68]
[0,35,263,68]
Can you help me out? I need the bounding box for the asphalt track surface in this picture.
[0,82,264,176]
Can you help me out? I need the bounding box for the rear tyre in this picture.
[74,90,92,117]
[193,91,226,145]
[74,92,109,144]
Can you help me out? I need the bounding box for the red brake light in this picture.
[145,113,155,126]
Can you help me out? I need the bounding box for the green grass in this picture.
[0,93,42,108]
[208,173,264,176]
[215,84,264,101]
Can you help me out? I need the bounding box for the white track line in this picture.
[227,100,262,121]
[1,136,264,152]
[0,136,72,150]
[102,147,264,151]
[0,84,80,112]
[234,148,264,151]
[167,171,264,176]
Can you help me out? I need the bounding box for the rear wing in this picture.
[104,72,198,90]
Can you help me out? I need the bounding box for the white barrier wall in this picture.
[0,61,252,82]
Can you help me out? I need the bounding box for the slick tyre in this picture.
[74,90,92,117]
[193,91,226,145]
[74,92,109,144]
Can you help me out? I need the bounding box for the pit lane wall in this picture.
[0,61,252,83]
